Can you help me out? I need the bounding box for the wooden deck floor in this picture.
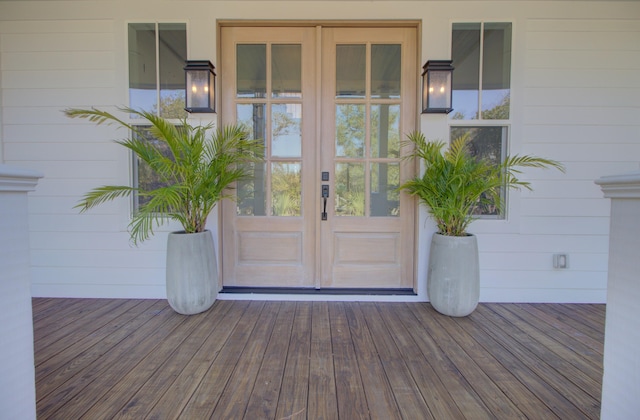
[33,298,605,419]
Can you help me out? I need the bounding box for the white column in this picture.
[596,171,640,419]
[0,164,43,420]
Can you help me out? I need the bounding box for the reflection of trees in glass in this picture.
[450,92,509,121]
[237,163,266,216]
[335,163,365,216]
[271,163,301,216]
[371,105,400,158]
[272,108,298,138]
[371,163,400,217]
[134,127,172,208]
[157,92,186,119]
[450,126,505,216]
[482,92,510,120]
[272,104,302,157]
[336,104,365,157]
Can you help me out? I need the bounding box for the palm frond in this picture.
[399,131,564,236]
[66,106,265,244]
[74,186,136,212]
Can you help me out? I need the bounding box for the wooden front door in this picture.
[220,24,417,290]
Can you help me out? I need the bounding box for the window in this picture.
[128,23,187,118]
[450,22,512,217]
[128,23,187,210]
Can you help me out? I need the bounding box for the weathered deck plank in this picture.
[33,299,605,419]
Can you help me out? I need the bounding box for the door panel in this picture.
[220,27,317,287]
[220,25,416,290]
[320,27,416,288]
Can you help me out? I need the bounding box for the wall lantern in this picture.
[422,60,454,114]
[184,60,216,113]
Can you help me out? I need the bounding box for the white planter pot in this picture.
[166,230,217,315]
[427,232,480,317]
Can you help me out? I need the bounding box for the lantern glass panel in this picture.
[428,71,452,110]
[186,70,211,110]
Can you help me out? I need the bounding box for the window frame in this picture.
[125,21,189,214]
[448,20,514,221]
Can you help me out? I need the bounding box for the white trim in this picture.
[0,164,43,192]
[596,171,640,199]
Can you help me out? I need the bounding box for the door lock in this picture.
[321,185,329,220]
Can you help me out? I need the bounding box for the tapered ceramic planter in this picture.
[427,232,480,317]
[166,230,217,315]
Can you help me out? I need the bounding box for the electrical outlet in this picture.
[553,254,569,269]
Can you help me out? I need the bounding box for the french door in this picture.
[220,24,417,290]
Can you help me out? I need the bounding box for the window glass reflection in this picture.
[158,23,186,118]
[237,44,266,98]
[482,23,511,119]
[272,44,302,98]
[271,162,301,216]
[450,23,480,120]
[371,44,401,99]
[336,104,365,158]
[370,163,400,217]
[272,104,302,157]
[335,163,365,216]
[336,45,366,98]
[371,104,400,158]
[128,23,158,115]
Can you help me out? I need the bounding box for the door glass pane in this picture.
[272,103,302,157]
[238,162,267,216]
[336,45,366,98]
[128,23,157,115]
[371,44,401,99]
[370,104,400,158]
[336,104,365,158]
[370,163,400,217]
[237,44,266,98]
[237,104,267,142]
[237,104,267,216]
[272,162,301,216]
[482,23,512,119]
[451,23,480,120]
[158,23,187,118]
[272,44,302,98]
[335,163,365,216]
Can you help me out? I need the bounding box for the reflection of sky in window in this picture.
[130,89,157,114]
[272,103,302,157]
[130,88,184,115]
[451,89,509,120]
[482,89,509,113]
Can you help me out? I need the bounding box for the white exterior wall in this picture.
[1,1,638,302]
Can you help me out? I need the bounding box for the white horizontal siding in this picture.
[29,231,168,251]
[31,249,165,269]
[477,233,609,254]
[520,198,610,217]
[501,10,640,304]
[480,252,607,273]
[523,125,640,147]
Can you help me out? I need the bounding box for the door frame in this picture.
[216,20,422,293]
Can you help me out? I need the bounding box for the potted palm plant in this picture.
[65,107,263,315]
[399,131,564,316]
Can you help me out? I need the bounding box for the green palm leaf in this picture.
[65,107,264,245]
[399,131,564,236]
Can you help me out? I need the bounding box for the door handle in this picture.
[321,185,329,221]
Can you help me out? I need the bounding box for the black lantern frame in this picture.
[184,60,216,113]
[422,60,454,114]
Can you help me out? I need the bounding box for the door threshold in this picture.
[220,286,416,296]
